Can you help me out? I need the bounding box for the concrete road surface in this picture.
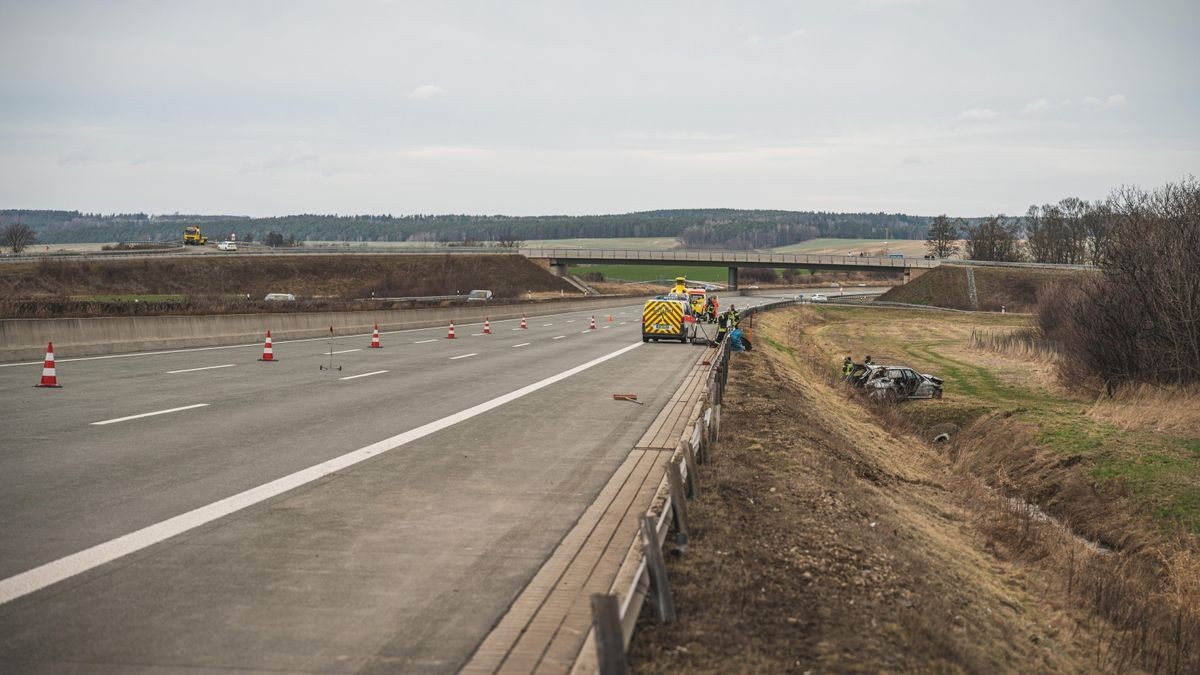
[0,297,765,673]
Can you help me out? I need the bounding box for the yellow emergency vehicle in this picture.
[642,297,696,343]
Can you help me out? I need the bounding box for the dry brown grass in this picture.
[1088,384,1200,435]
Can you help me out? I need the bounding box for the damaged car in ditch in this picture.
[845,364,944,401]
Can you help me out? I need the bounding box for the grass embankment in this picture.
[880,265,1080,312]
[812,305,1200,540]
[0,254,578,318]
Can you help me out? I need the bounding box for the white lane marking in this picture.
[602,325,611,329]
[331,349,361,354]
[449,353,477,360]
[512,343,530,348]
[566,320,575,323]
[542,323,553,326]
[413,339,437,344]
[619,322,628,326]
[339,370,388,380]
[471,333,484,337]
[0,342,643,606]
[91,403,210,426]
[165,364,235,374]
[553,335,566,340]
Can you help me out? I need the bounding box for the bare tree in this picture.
[2,222,37,253]
[964,215,1023,262]
[924,215,961,258]
[1037,177,1200,388]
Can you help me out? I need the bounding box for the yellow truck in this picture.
[642,297,696,343]
[183,226,208,245]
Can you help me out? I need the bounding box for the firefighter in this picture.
[864,355,874,366]
[728,304,740,327]
[670,276,688,296]
[842,356,854,377]
[716,309,730,342]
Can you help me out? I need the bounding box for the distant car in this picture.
[263,293,296,301]
[217,241,238,251]
[466,289,493,301]
[744,285,760,290]
[830,282,840,287]
[810,293,828,302]
[857,283,867,287]
[847,364,944,401]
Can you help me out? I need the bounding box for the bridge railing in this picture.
[519,247,937,268]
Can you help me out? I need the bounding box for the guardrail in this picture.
[574,298,797,674]
[944,259,1096,271]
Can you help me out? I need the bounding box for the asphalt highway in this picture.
[0,296,763,673]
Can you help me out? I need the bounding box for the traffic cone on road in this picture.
[35,341,62,388]
[369,324,382,348]
[447,320,457,339]
[607,314,613,322]
[483,317,491,335]
[589,316,597,330]
[258,330,276,361]
[520,314,528,330]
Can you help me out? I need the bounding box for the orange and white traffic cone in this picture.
[258,330,276,361]
[369,323,382,348]
[483,317,491,335]
[589,316,597,330]
[35,341,62,388]
[607,314,613,322]
[520,314,528,329]
[447,320,457,339]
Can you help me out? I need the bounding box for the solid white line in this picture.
[0,341,643,606]
[331,349,362,354]
[339,370,387,380]
[449,353,477,360]
[413,339,436,344]
[512,343,530,348]
[165,364,235,374]
[91,403,210,426]
[553,335,566,340]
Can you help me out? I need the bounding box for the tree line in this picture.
[2,208,937,249]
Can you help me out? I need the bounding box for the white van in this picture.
[263,293,296,301]
[217,241,238,251]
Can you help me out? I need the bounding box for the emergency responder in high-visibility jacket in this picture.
[670,276,688,296]
[716,310,730,342]
[728,305,740,327]
[842,356,854,377]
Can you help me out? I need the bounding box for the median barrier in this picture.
[0,296,639,362]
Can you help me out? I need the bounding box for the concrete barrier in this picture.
[0,297,639,362]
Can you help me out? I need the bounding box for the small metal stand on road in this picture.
[319,325,342,372]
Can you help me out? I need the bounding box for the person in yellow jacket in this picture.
[670,276,692,296]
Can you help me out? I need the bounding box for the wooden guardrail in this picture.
[570,299,794,674]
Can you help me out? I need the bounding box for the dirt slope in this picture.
[881,265,1079,312]
[0,254,575,300]
[629,311,1113,673]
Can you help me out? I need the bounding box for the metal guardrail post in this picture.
[591,594,630,675]
[666,459,690,549]
[639,515,677,622]
[682,439,700,498]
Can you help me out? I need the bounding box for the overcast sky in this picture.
[1,0,1197,217]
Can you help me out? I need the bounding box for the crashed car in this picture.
[845,364,943,400]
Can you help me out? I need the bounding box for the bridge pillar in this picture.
[549,262,568,277]
[727,267,738,290]
[903,266,929,284]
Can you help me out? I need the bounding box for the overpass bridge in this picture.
[518,247,941,288]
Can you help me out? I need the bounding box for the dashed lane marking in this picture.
[91,403,210,426]
[413,339,437,344]
[339,370,388,381]
[165,364,235,374]
[512,343,531,348]
[449,353,477,360]
[331,349,361,354]
[552,335,566,340]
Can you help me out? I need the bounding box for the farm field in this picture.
[567,264,728,283]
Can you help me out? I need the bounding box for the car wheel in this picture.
[642,337,649,343]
